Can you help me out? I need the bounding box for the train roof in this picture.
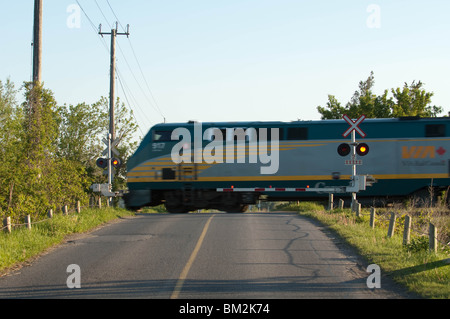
[150,117,450,128]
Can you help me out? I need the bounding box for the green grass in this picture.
[0,208,135,273]
[289,202,449,299]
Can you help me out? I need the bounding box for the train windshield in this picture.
[153,130,173,141]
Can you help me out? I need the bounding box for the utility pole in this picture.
[32,0,43,85]
[99,23,129,199]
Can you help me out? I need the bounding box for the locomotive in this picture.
[123,117,450,212]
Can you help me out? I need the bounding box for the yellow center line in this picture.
[170,215,215,299]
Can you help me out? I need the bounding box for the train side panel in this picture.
[124,118,450,211]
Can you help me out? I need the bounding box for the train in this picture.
[123,117,450,212]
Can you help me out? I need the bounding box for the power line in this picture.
[95,0,113,29]
[94,0,165,124]
[116,71,145,137]
[77,0,165,132]
[76,0,109,52]
[94,1,154,129]
[116,67,152,130]
[106,0,166,121]
[76,0,147,131]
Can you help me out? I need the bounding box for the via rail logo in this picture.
[170,122,280,175]
[402,146,446,159]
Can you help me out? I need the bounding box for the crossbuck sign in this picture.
[342,114,367,138]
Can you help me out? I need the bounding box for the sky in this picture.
[2,0,450,138]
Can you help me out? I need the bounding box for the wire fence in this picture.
[1,196,115,233]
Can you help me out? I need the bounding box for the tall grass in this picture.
[0,208,134,273]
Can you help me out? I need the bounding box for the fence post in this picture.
[76,201,81,214]
[62,205,68,216]
[387,212,396,238]
[355,203,361,217]
[339,199,344,210]
[369,207,376,229]
[403,215,411,246]
[429,223,437,253]
[48,208,53,218]
[328,193,334,211]
[26,215,32,230]
[3,217,11,234]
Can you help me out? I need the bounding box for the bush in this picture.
[405,236,429,253]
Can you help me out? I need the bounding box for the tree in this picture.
[0,79,24,216]
[56,102,107,165]
[316,95,346,120]
[391,81,442,118]
[0,78,139,221]
[17,82,67,218]
[317,72,442,119]
[56,96,139,192]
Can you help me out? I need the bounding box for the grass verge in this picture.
[284,202,449,299]
[0,208,135,274]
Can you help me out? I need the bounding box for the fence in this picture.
[327,196,446,254]
[1,197,112,234]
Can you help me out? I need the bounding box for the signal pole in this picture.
[351,130,357,211]
[32,0,43,85]
[99,23,129,201]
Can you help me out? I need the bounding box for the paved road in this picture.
[0,212,412,299]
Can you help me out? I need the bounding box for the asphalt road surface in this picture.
[0,212,413,299]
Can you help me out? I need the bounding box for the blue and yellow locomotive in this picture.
[123,117,450,212]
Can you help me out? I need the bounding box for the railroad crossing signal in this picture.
[342,114,367,138]
[96,157,122,169]
[102,137,120,157]
[337,142,369,157]
[97,135,122,170]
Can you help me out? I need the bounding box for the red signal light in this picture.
[96,158,107,169]
[337,143,351,157]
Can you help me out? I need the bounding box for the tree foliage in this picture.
[317,71,443,119]
[0,79,139,221]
